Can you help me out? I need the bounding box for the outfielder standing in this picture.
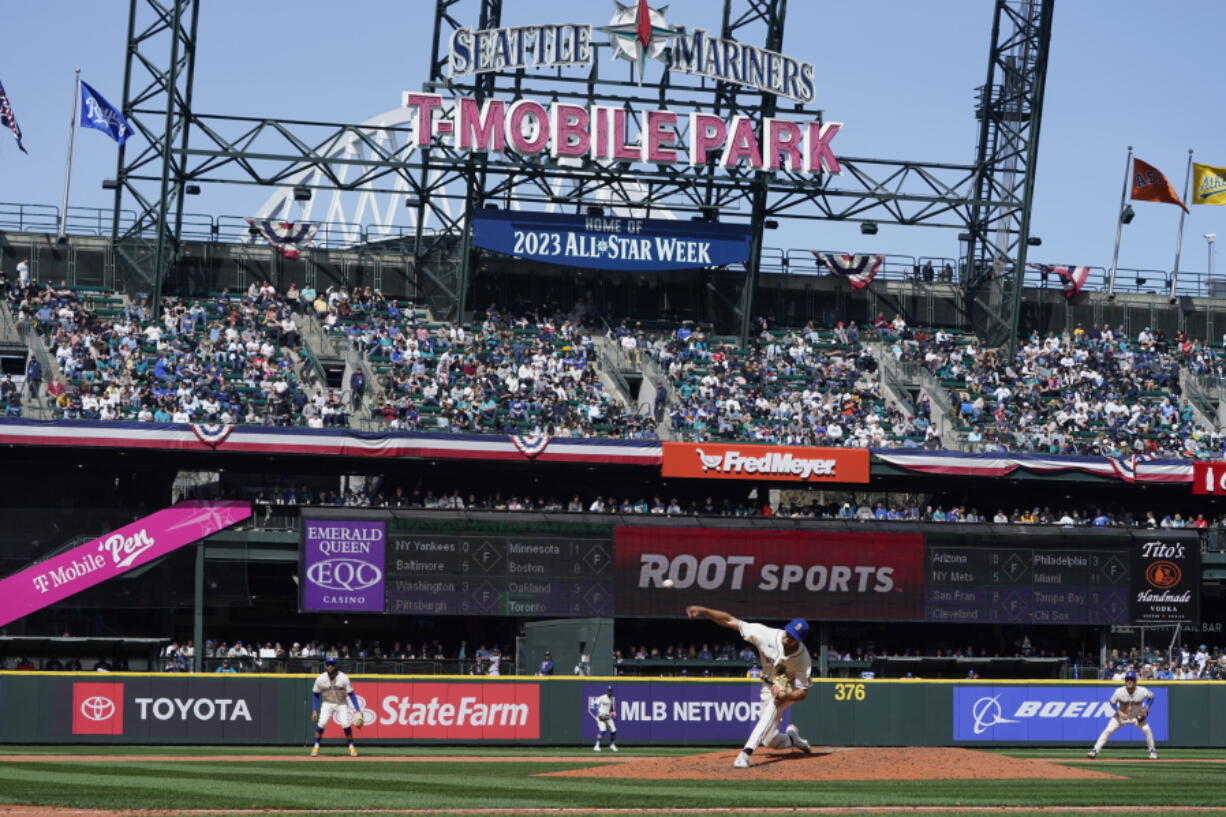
[686,605,813,768]
[311,657,362,757]
[591,685,618,752]
[1087,670,1157,760]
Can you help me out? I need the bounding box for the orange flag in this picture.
[1131,158,1189,213]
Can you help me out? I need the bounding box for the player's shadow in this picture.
[756,751,830,765]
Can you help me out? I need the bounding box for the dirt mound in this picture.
[541,747,1122,781]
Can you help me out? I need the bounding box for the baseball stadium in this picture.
[2,1,1226,815]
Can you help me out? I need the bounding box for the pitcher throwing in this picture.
[686,605,813,768]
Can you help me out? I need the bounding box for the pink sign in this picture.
[0,501,251,627]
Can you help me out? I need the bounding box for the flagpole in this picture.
[56,69,81,241]
[1107,145,1133,297]
[1170,148,1194,300]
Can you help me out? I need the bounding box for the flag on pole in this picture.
[813,252,883,289]
[1192,162,1226,206]
[1027,263,1091,299]
[0,80,27,154]
[79,81,132,145]
[1130,157,1188,213]
[245,218,320,260]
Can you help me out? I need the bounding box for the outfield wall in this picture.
[1,672,1222,747]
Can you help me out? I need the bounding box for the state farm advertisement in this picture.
[661,442,869,483]
[615,527,924,620]
[324,682,540,741]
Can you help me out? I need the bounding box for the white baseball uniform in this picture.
[1091,683,1155,755]
[312,669,356,729]
[592,692,617,736]
[739,620,812,752]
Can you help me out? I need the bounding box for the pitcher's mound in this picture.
[541,747,1121,781]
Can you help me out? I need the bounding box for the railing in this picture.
[199,655,503,675]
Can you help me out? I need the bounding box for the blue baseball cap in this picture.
[324,657,338,666]
[1124,670,1137,681]
[784,618,809,642]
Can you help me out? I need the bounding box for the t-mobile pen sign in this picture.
[301,520,387,612]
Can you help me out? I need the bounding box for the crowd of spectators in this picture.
[4,277,341,426]
[640,317,937,449]
[250,486,1226,532]
[309,291,657,438]
[9,266,1226,464]
[898,322,1213,458]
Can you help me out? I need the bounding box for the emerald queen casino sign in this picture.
[425,0,840,177]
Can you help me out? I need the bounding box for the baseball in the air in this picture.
[662,579,675,589]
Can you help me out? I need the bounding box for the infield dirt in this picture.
[541,746,1123,781]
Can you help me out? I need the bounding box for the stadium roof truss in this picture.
[111,0,1052,348]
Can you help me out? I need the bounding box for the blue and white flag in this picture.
[0,80,27,154]
[79,81,132,145]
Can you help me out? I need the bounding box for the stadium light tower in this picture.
[1207,233,1216,279]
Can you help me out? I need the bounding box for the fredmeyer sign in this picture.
[471,210,752,271]
[415,1,840,177]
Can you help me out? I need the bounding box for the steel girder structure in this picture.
[963,0,1054,352]
[111,0,1052,346]
[111,0,200,309]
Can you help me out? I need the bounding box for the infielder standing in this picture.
[311,657,362,757]
[591,685,618,752]
[1087,670,1157,760]
[686,605,813,768]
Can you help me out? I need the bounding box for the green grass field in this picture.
[0,745,1223,816]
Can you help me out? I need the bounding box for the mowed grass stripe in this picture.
[0,757,1222,810]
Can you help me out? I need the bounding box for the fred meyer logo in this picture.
[953,687,1168,742]
[662,442,869,483]
[358,682,540,740]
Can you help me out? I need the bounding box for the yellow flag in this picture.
[1192,162,1226,206]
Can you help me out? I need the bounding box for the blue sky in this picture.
[1,0,1223,276]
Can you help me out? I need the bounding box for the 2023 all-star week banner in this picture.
[471,209,752,271]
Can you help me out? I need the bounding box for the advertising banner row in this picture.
[301,517,1200,626]
[4,675,1222,747]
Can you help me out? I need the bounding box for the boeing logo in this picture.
[969,696,1019,734]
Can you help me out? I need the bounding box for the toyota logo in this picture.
[80,696,116,722]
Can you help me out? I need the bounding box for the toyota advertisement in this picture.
[57,679,279,741]
[580,682,771,743]
[301,519,387,613]
[615,527,925,620]
[953,686,1169,743]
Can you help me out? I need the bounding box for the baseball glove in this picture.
[352,712,365,728]
[598,713,610,721]
[771,668,793,700]
[1117,702,1145,724]
[1135,711,1148,725]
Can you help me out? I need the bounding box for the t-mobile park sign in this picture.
[404,92,841,176]
[301,519,387,613]
[0,501,252,627]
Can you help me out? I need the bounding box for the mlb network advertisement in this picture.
[580,682,774,742]
[953,686,1169,743]
[615,527,925,620]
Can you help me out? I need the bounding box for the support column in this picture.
[818,622,830,678]
[192,542,204,673]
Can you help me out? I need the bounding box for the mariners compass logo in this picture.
[600,0,679,83]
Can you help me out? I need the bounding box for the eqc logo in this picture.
[72,682,124,735]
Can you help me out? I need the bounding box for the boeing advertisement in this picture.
[953,686,1169,742]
